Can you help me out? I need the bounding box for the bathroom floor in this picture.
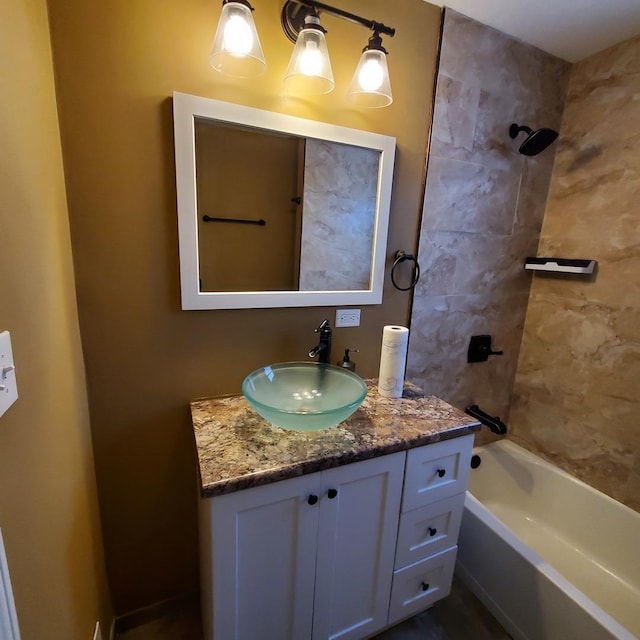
[115,577,512,640]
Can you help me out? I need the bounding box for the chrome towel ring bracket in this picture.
[390,250,421,291]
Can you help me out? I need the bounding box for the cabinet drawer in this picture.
[402,435,473,511]
[394,493,465,568]
[388,546,457,625]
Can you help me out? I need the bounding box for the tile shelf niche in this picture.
[524,257,597,275]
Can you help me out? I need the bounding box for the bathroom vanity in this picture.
[191,383,480,640]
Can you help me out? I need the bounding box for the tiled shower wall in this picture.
[406,10,570,442]
[509,35,640,512]
[300,140,378,291]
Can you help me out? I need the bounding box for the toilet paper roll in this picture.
[377,325,409,398]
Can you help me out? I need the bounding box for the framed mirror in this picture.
[173,92,396,310]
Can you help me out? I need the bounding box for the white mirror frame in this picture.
[173,92,396,310]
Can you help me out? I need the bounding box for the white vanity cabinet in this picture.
[199,433,474,640]
[388,434,473,625]
[200,452,406,640]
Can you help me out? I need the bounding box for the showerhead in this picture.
[509,123,558,156]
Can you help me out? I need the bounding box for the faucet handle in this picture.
[314,319,331,334]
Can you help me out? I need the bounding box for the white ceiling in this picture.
[427,0,640,62]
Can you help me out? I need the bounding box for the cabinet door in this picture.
[207,473,322,640]
[312,452,406,640]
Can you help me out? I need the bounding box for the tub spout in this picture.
[465,404,507,435]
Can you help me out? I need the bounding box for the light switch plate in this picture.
[0,331,18,418]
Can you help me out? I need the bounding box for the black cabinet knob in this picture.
[428,527,437,537]
[327,488,338,499]
[307,494,318,505]
[437,468,446,478]
[421,582,430,592]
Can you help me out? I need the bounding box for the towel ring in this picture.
[391,250,420,291]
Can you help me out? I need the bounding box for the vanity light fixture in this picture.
[347,32,393,107]
[281,0,395,105]
[210,0,267,77]
[283,10,335,94]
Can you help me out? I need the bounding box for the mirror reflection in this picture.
[194,120,379,293]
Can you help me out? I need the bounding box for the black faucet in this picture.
[308,319,332,364]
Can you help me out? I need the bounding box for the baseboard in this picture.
[113,590,199,635]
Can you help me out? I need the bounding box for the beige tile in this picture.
[512,32,640,507]
[410,9,568,442]
[422,157,521,235]
[431,76,480,153]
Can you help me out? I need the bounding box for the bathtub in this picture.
[456,440,640,640]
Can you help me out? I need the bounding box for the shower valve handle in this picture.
[468,335,503,363]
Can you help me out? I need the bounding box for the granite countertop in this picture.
[191,381,480,498]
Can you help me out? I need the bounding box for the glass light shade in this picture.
[209,1,266,77]
[284,24,334,95]
[347,48,393,108]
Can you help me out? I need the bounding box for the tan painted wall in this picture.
[0,0,112,638]
[196,124,300,291]
[46,0,442,612]
[510,35,640,512]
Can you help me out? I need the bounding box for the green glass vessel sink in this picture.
[242,362,368,431]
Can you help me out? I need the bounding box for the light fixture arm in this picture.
[364,31,387,54]
[281,0,395,43]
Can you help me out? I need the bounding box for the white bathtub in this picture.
[456,440,640,640]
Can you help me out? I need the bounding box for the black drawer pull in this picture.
[421,581,430,592]
[307,494,318,505]
[428,527,437,537]
[327,488,338,499]
[436,468,446,478]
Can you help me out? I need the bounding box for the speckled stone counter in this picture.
[191,381,480,498]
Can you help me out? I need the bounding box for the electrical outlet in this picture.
[335,309,361,327]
